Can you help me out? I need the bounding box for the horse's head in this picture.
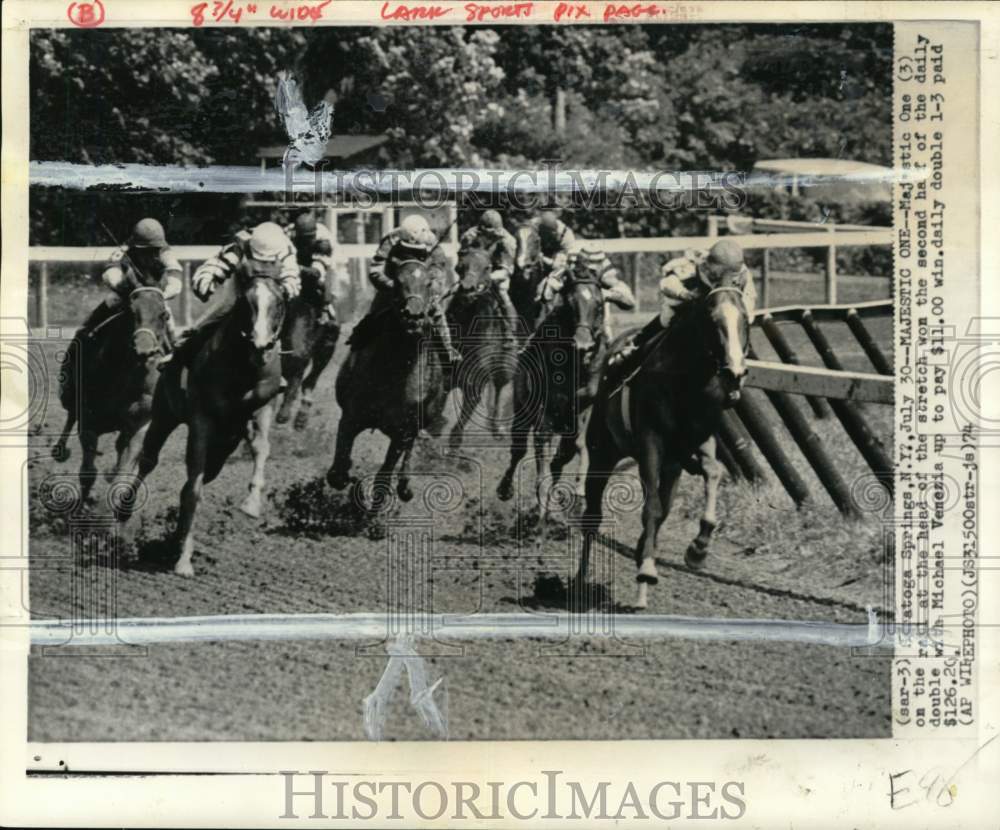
[562,274,605,356]
[513,223,541,272]
[702,271,750,404]
[128,286,169,361]
[455,247,492,295]
[395,259,440,335]
[242,276,286,364]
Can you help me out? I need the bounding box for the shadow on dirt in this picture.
[501,573,636,615]
[271,476,387,540]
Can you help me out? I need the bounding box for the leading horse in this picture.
[326,260,448,506]
[113,274,287,576]
[496,272,606,517]
[509,222,545,334]
[446,247,516,449]
[578,272,750,608]
[52,285,171,506]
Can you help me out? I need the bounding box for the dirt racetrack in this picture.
[26,309,893,742]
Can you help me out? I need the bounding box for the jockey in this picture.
[79,217,183,349]
[185,221,301,339]
[536,243,636,328]
[530,206,576,279]
[348,213,461,364]
[612,239,757,367]
[285,211,340,328]
[457,210,519,348]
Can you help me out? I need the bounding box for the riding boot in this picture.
[432,309,462,365]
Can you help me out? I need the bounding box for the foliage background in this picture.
[30,22,892,275]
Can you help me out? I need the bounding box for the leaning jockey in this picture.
[612,239,756,368]
[530,206,576,280]
[185,222,301,341]
[536,243,637,331]
[80,218,183,350]
[285,211,339,328]
[458,210,519,348]
[348,213,461,364]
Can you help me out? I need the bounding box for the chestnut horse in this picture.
[114,275,286,576]
[578,272,750,608]
[326,260,448,507]
[53,285,171,506]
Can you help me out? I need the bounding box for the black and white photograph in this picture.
[18,18,904,746]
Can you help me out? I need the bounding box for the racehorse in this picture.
[496,272,606,517]
[445,247,516,449]
[113,274,286,576]
[274,269,340,431]
[52,285,171,506]
[325,260,448,507]
[577,271,750,608]
[509,222,545,333]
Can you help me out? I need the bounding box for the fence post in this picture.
[180,262,192,327]
[37,262,49,329]
[707,216,719,237]
[845,309,893,375]
[718,411,768,484]
[629,252,640,304]
[800,310,894,494]
[825,226,837,304]
[734,390,812,507]
[760,248,771,309]
[759,314,830,419]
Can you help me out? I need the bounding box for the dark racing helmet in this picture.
[128,218,168,248]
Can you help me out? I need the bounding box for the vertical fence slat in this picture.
[799,310,894,494]
[825,226,837,304]
[734,390,812,507]
[845,309,893,375]
[760,248,771,309]
[760,315,830,419]
[180,262,192,327]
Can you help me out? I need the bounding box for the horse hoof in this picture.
[326,468,349,490]
[497,478,514,502]
[397,482,414,502]
[51,444,70,463]
[293,411,309,431]
[685,541,709,570]
[634,582,649,610]
[275,409,291,426]
[174,560,195,578]
[637,560,659,584]
[240,494,263,519]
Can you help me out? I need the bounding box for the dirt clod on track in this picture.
[27,334,891,741]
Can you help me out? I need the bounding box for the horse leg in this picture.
[294,334,337,431]
[635,461,684,608]
[574,407,593,497]
[371,437,404,512]
[78,429,100,507]
[326,412,361,491]
[633,433,666,608]
[497,377,531,501]
[240,402,273,519]
[686,436,722,570]
[275,358,306,425]
[174,414,211,578]
[448,381,481,453]
[113,399,179,528]
[488,373,509,440]
[51,410,76,462]
[396,436,417,502]
[533,429,550,517]
[575,455,612,586]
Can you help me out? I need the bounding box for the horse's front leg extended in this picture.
[175,414,211,578]
[326,412,361,491]
[633,432,666,607]
[396,436,416,503]
[449,381,481,454]
[295,332,338,431]
[497,377,531,501]
[686,436,722,570]
[241,402,273,519]
[371,437,404,512]
[78,429,99,507]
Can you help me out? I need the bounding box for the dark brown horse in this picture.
[578,274,750,608]
[496,273,606,516]
[53,286,171,506]
[509,222,545,333]
[326,260,448,507]
[274,271,341,431]
[445,247,516,449]
[114,275,286,576]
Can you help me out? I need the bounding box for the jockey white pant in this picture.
[658,297,683,328]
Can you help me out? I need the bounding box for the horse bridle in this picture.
[563,275,605,346]
[129,285,167,353]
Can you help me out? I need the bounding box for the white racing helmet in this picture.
[248,222,289,262]
[398,214,435,250]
